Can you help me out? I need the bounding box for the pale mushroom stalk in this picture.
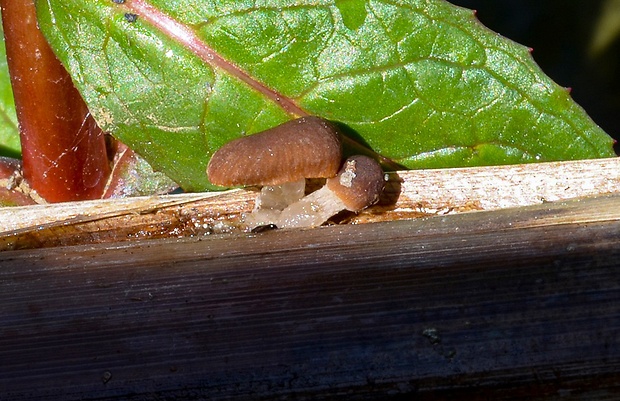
[254,179,306,211]
[244,179,306,227]
[277,155,386,229]
[276,184,348,228]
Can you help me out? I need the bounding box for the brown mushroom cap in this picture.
[207,116,343,187]
[325,155,385,212]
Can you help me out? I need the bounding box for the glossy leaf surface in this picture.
[36,0,615,191]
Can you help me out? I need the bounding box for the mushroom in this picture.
[206,116,343,226]
[276,155,387,229]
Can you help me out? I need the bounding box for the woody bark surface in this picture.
[0,0,110,202]
[1,193,619,400]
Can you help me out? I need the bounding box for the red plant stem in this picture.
[0,0,110,202]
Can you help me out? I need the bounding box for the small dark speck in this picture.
[124,13,138,23]
[444,348,457,359]
[102,371,112,384]
[112,0,125,3]
[251,224,278,233]
[422,328,441,345]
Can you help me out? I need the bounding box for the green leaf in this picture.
[0,12,20,159]
[36,0,615,191]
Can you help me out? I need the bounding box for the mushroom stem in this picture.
[244,179,306,228]
[276,155,386,229]
[254,179,305,211]
[277,185,348,229]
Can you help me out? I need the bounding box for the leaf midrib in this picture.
[123,0,308,118]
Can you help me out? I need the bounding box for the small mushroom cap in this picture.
[207,116,342,187]
[326,155,385,212]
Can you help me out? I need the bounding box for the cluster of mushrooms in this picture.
[207,116,387,230]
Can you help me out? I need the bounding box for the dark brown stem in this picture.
[0,0,110,202]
